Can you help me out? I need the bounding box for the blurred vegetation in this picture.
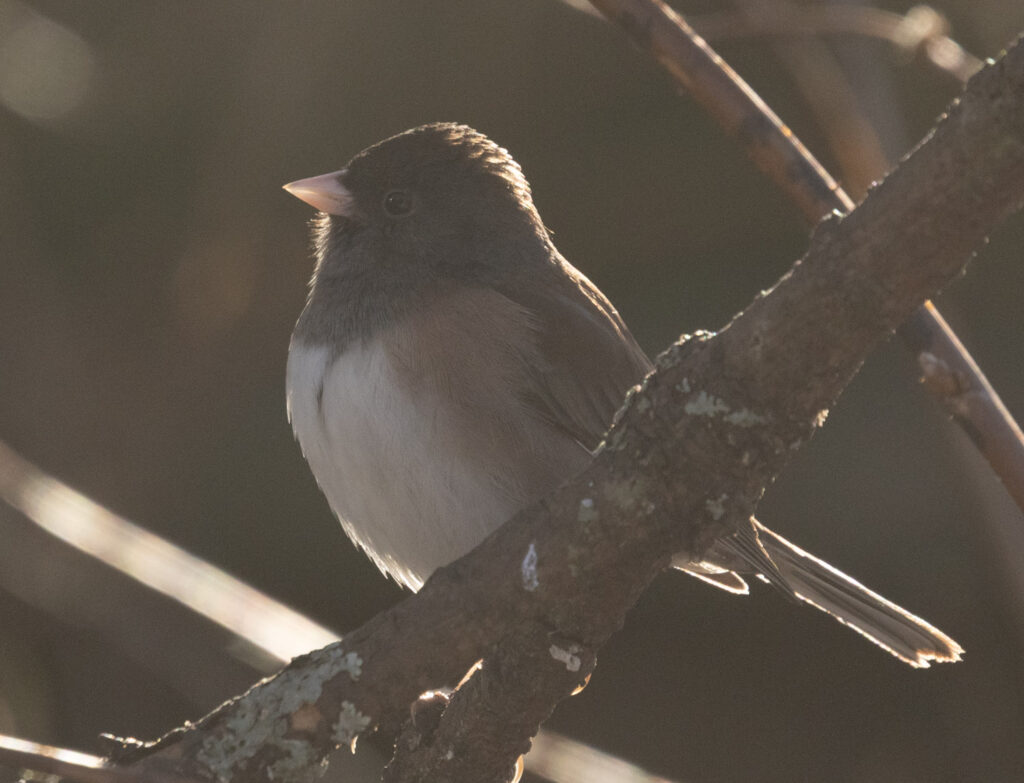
[1,1,1023,781]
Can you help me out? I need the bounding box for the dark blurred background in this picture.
[1,1,1023,781]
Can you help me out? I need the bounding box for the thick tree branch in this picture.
[382,626,595,783]
[587,0,1024,516]
[112,37,1024,783]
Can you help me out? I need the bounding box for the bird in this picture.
[283,122,962,668]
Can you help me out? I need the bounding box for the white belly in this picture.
[286,338,518,590]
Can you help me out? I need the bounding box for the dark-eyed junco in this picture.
[284,123,961,667]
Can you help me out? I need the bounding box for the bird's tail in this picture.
[753,520,963,667]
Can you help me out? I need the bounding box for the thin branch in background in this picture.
[528,731,680,783]
[585,0,1024,520]
[692,3,981,84]
[732,0,892,197]
[0,734,197,783]
[0,440,338,664]
[560,1,982,82]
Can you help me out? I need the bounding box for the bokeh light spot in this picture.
[0,2,95,122]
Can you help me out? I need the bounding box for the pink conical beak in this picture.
[282,169,355,216]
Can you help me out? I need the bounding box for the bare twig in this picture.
[561,1,981,82]
[528,730,680,783]
[691,4,982,84]
[0,734,197,783]
[0,440,339,665]
[586,0,1024,519]
[561,1,981,83]
[106,40,1024,782]
[732,0,892,197]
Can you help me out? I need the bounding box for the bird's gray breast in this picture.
[287,286,592,590]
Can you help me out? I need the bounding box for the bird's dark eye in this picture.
[382,190,415,217]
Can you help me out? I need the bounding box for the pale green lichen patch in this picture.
[705,494,728,521]
[577,497,599,523]
[549,643,583,672]
[267,741,329,782]
[684,391,730,417]
[566,544,585,578]
[603,476,659,520]
[603,478,642,513]
[676,377,691,394]
[521,541,540,591]
[337,651,363,681]
[723,408,768,427]
[198,677,319,780]
[686,391,771,429]
[332,701,372,752]
[196,647,365,782]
